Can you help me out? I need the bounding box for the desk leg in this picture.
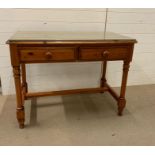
[21,63,28,93]
[118,61,130,116]
[13,66,25,128]
[100,61,107,90]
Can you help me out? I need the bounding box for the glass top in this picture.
[8,31,137,43]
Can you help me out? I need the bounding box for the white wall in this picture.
[0,8,155,95]
[107,8,155,86]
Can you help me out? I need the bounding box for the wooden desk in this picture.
[7,31,137,128]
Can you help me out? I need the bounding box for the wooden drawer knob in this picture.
[28,52,34,56]
[102,51,109,59]
[45,51,52,59]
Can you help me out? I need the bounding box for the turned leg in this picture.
[21,63,28,93]
[118,61,130,116]
[100,61,107,91]
[13,66,25,128]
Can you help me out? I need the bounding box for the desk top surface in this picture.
[7,31,137,44]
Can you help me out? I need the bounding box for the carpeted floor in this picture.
[0,85,155,146]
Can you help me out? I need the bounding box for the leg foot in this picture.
[117,98,126,116]
[17,106,25,129]
[100,88,105,94]
[19,124,24,129]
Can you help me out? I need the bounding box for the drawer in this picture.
[19,47,76,62]
[79,46,129,61]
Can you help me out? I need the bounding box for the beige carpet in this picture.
[0,85,155,145]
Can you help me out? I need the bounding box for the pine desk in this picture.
[7,31,137,128]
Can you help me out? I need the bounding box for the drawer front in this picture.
[79,46,130,61]
[20,47,76,62]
